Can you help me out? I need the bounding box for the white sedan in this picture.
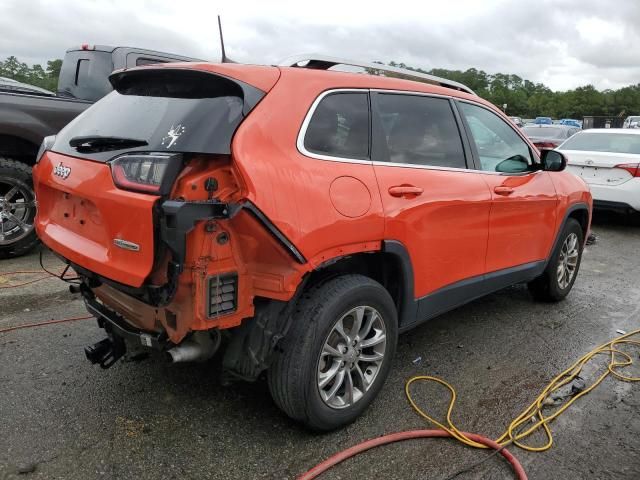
[557,129,640,213]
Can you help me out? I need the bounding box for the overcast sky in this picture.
[1,0,638,91]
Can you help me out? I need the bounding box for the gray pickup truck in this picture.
[0,45,198,258]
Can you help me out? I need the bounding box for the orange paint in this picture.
[33,63,592,344]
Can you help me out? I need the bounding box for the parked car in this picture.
[559,119,582,128]
[522,124,580,150]
[32,55,592,430]
[558,128,640,213]
[509,116,524,127]
[623,116,640,129]
[534,116,553,125]
[0,45,199,259]
[0,77,55,96]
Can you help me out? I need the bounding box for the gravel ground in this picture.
[1,211,639,480]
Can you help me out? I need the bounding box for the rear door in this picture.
[456,101,558,273]
[371,91,492,300]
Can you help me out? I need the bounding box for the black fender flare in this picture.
[382,240,417,329]
[543,202,591,270]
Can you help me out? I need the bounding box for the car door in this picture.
[371,92,492,302]
[456,101,558,273]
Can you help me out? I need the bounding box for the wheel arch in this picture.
[0,134,39,165]
[546,202,590,268]
[567,206,589,240]
[304,240,417,328]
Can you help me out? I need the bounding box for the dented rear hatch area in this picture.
[33,66,276,289]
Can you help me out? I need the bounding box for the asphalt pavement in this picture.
[1,211,639,479]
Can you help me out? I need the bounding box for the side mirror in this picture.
[540,150,567,172]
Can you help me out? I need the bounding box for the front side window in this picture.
[460,102,534,174]
[303,92,370,159]
[375,94,466,169]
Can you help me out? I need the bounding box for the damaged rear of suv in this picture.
[34,64,295,364]
[34,59,591,431]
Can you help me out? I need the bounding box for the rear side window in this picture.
[374,94,466,169]
[303,92,370,159]
[135,57,170,66]
[559,132,640,154]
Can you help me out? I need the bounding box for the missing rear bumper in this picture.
[83,297,169,368]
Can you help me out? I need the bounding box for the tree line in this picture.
[375,61,640,119]
[2,55,640,119]
[0,56,62,92]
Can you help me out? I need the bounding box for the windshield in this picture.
[523,126,569,139]
[53,69,256,162]
[559,132,640,154]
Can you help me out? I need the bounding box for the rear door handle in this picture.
[494,186,514,196]
[388,185,424,197]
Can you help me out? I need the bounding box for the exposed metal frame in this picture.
[279,53,476,95]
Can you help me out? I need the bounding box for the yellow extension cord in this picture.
[405,328,640,452]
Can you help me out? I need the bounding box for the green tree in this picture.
[0,56,62,92]
[379,61,640,119]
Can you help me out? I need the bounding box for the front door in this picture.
[457,101,558,273]
[371,92,492,301]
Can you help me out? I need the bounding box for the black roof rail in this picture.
[278,53,475,95]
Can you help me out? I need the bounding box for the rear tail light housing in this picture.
[614,163,640,177]
[36,135,56,163]
[109,153,183,195]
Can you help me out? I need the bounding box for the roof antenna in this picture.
[218,15,235,63]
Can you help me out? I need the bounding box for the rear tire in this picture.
[528,218,583,302]
[0,157,39,259]
[268,275,398,431]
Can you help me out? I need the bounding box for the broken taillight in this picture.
[109,153,183,195]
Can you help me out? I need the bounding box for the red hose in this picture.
[297,429,527,480]
[0,315,93,334]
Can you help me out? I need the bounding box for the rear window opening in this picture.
[560,133,640,154]
[52,68,265,163]
[111,69,244,99]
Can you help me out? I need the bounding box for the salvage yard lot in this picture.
[1,212,639,480]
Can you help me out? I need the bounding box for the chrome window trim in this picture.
[296,88,373,165]
[371,88,452,100]
[371,160,542,177]
[296,88,541,176]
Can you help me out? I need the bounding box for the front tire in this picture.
[268,275,398,431]
[528,218,584,301]
[0,157,39,259]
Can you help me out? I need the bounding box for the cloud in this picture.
[0,0,638,91]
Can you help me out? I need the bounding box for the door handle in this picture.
[388,185,424,197]
[494,186,514,196]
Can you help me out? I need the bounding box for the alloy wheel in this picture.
[557,232,579,289]
[316,305,387,409]
[0,177,36,246]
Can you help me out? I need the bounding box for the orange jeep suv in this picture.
[33,56,592,430]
